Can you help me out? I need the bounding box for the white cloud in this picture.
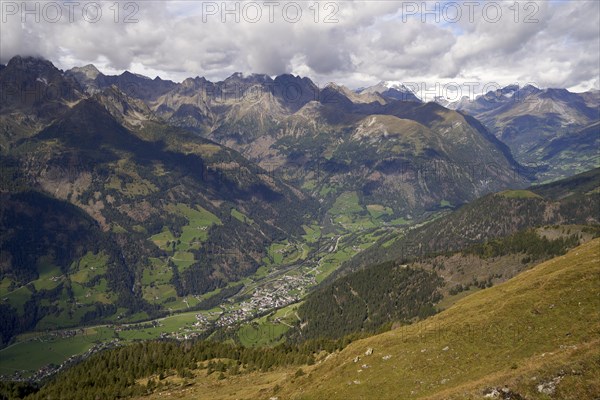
[0,0,598,92]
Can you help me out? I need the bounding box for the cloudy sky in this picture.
[1,0,599,97]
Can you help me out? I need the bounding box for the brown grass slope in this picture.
[280,239,600,400]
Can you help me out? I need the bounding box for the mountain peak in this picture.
[324,82,344,90]
[68,64,101,80]
[181,76,209,88]
[274,73,300,80]
[5,55,60,74]
[120,70,151,80]
[323,82,357,98]
[223,72,274,85]
[274,73,316,86]
[518,84,541,96]
[502,84,519,92]
[359,80,421,102]
[1,55,83,114]
[382,80,411,91]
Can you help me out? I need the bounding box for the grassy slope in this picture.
[135,239,599,400]
[281,239,600,399]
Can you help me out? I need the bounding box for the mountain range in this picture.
[0,55,599,397]
[61,60,600,185]
[61,57,531,218]
[0,56,596,337]
[437,84,600,180]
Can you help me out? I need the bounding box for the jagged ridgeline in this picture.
[0,55,535,344]
[60,55,531,218]
[1,56,598,382]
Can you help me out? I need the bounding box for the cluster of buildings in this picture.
[6,259,320,382]
[212,273,315,328]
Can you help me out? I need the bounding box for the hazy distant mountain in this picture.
[434,95,471,110]
[357,81,422,103]
[437,84,600,180]
[67,65,178,101]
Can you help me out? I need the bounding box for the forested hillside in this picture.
[337,168,600,279]
[295,265,442,340]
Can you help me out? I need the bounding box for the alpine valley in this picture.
[0,56,598,400]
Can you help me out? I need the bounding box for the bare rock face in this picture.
[483,387,526,400]
[536,375,564,395]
